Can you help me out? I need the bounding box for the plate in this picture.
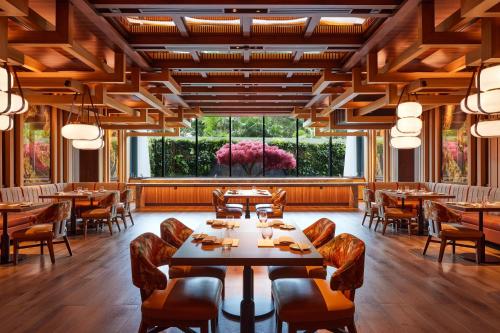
[289,243,311,251]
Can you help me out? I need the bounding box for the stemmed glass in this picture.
[257,210,268,224]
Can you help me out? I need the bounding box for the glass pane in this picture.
[24,106,51,184]
[441,105,468,184]
[298,122,330,177]
[265,116,297,177]
[163,121,196,177]
[199,116,230,177]
[109,130,119,181]
[375,130,384,181]
[231,117,263,177]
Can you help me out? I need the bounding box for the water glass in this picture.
[261,225,273,240]
[77,186,82,193]
[257,210,268,224]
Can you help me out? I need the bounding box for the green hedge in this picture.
[148,137,345,177]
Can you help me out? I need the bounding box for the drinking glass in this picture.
[99,186,104,192]
[261,225,273,240]
[77,186,82,193]
[257,210,268,224]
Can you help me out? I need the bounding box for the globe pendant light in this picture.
[460,90,500,114]
[390,136,421,149]
[396,117,423,134]
[476,64,500,92]
[72,137,104,150]
[471,120,500,138]
[391,125,419,138]
[0,114,13,131]
[0,64,28,115]
[61,86,102,141]
[397,101,422,118]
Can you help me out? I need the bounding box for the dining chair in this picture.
[117,189,135,228]
[12,200,72,264]
[362,188,379,229]
[422,200,484,263]
[130,233,222,333]
[255,188,284,211]
[375,191,418,235]
[159,218,227,298]
[268,218,336,281]
[212,190,243,218]
[272,233,365,333]
[81,191,121,238]
[255,190,286,218]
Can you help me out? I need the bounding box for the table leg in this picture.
[69,198,77,235]
[1,213,10,264]
[417,199,424,236]
[240,265,255,333]
[245,198,251,219]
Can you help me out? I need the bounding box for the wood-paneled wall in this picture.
[489,138,500,187]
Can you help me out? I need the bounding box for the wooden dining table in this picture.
[171,218,323,333]
[224,189,272,218]
[0,202,50,264]
[383,190,455,235]
[39,191,112,235]
[446,202,500,264]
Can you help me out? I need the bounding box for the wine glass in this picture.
[257,210,268,224]
[261,225,273,240]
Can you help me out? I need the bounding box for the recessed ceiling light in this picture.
[320,17,365,25]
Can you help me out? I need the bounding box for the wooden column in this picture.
[383,129,391,182]
[14,114,24,186]
[103,130,110,182]
[50,106,59,183]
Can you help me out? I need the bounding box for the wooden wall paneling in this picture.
[103,130,110,182]
[50,106,58,183]
[467,115,477,186]
[14,114,23,186]
[383,129,391,182]
[2,130,14,187]
[433,108,441,182]
[490,138,499,187]
[0,132,2,187]
[422,111,430,182]
[79,150,100,182]
[477,136,488,186]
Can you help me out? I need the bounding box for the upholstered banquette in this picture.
[367,182,500,244]
[0,182,127,236]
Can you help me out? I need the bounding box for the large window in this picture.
[109,130,119,181]
[441,106,468,184]
[375,130,384,181]
[23,106,51,184]
[131,116,356,178]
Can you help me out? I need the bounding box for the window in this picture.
[199,117,230,177]
[265,117,297,177]
[109,130,119,181]
[441,106,468,184]
[230,117,263,177]
[163,122,196,177]
[375,130,384,181]
[23,106,51,184]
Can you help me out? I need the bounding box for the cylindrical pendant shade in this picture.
[396,117,422,134]
[390,136,421,149]
[0,92,28,114]
[397,101,422,118]
[72,138,104,150]
[61,123,101,140]
[0,114,13,131]
[478,64,500,92]
[460,90,500,114]
[0,68,13,92]
[471,120,500,138]
[391,125,419,138]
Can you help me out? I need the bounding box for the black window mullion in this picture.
[262,116,266,177]
[229,116,232,177]
[295,118,299,177]
[195,118,199,177]
[161,136,165,177]
[329,136,333,177]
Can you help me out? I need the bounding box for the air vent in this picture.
[224,8,268,14]
[139,8,222,14]
[230,46,264,50]
[269,8,351,14]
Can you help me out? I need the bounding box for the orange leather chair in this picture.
[362,188,379,229]
[81,192,121,238]
[212,190,243,218]
[130,233,222,333]
[375,191,418,235]
[255,190,286,218]
[272,233,365,333]
[117,189,134,228]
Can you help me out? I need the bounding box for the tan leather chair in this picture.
[375,191,418,235]
[12,200,72,264]
[81,192,121,238]
[272,233,365,333]
[130,233,222,333]
[212,190,243,218]
[117,189,134,228]
[268,218,336,281]
[423,200,484,263]
[362,188,379,229]
[255,188,283,211]
[255,190,286,218]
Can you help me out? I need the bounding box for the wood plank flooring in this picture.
[0,210,499,333]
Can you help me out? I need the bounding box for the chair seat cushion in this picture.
[81,208,110,219]
[255,203,273,210]
[268,265,327,280]
[461,213,500,232]
[226,203,243,210]
[12,223,53,239]
[75,200,93,208]
[440,223,483,238]
[169,265,227,281]
[272,278,354,323]
[142,277,222,321]
[116,202,125,213]
[385,208,416,219]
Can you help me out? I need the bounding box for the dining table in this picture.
[171,218,323,333]
[446,201,500,264]
[383,190,455,235]
[224,189,272,218]
[0,202,50,264]
[39,190,112,235]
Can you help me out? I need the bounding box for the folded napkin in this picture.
[273,236,294,245]
[280,224,295,230]
[202,236,222,244]
[269,219,284,226]
[256,223,270,228]
[257,239,275,247]
[290,242,311,252]
[222,238,239,247]
[192,233,208,240]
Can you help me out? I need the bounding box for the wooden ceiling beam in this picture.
[481,17,500,63]
[315,128,367,137]
[191,102,301,107]
[461,0,500,17]
[175,75,319,84]
[382,42,431,73]
[312,70,351,95]
[173,86,313,94]
[141,71,182,94]
[406,78,471,93]
[241,16,252,37]
[347,110,395,123]
[304,94,329,108]
[19,78,84,92]
[0,0,28,16]
[171,15,189,37]
[100,111,149,123]
[125,128,180,137]
[154,59,341,69]
[304,16,321,38]
[183,95,311,101]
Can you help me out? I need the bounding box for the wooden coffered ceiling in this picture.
[1,0,500,131]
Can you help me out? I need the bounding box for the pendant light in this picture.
[61,86,102,141]
[390,125,419,138]
[471,119,500,138]
[390,136,422,149]
[0,64,29,116]
[0,114,13,131]
[390,85,422,149]
[72,137,104,150]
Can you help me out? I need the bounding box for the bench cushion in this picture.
[21,186,42,203]
[0,187,24,202]
[467,186,491,203]
[448,185,469,202]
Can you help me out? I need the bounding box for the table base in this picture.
[460,253,500,264]
[222,296,274,319]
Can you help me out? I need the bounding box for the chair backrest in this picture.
[423,200,461,238]
[160,217,193,248]
[34,200,72,238]
[130,233,177,300]
[120,189,133,210]
[98,191,119,216]
[272,190,286,207]
[212,189,226,212]
[375,191,397,218]
[303,218,336,248]
[320,233,365,301]
[271,188,283,201]
[362,188,375,213]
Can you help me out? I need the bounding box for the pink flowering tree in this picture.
[216,141,296,176]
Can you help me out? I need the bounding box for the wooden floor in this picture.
[1,210,500,333]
